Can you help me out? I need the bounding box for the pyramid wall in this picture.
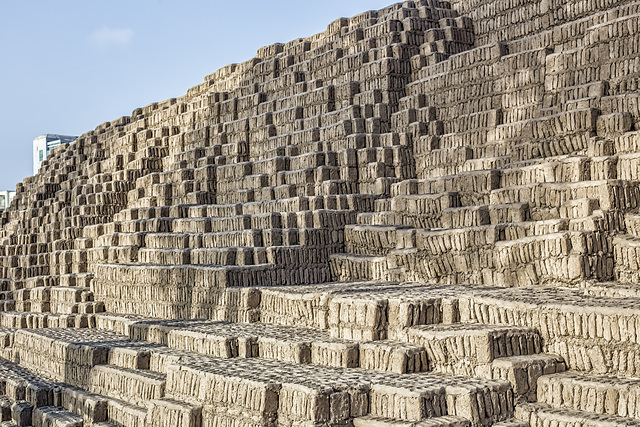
[1,0,640,426]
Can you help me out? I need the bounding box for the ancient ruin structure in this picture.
[1,0,640,425]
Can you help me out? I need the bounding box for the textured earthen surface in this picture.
[2,0,640,425]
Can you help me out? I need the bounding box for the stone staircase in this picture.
[3,281,640,425]
[2,0,640,426]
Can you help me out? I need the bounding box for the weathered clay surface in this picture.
[2,0,640,425]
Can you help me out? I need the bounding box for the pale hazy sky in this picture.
[0,0,393,190]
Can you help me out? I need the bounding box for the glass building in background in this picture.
[33,134,77,175]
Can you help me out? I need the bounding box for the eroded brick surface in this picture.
[2,0,640,425]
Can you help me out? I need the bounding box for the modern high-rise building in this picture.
[33,134,77,175]
[0,190,15,212]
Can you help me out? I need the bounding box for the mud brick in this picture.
[5,2,640,426]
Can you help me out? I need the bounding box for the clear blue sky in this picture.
[0,0,393,191]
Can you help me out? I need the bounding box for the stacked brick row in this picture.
[79,0,480,320]
[0,0,639,426]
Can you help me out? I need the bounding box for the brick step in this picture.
[8,349,165,427]
[580,281,640,299]
[94,227,343,256]
[614,130,640,154]
[514,108,598,153]
[359,340,428,374]
[95,217,174,234]
[116,317,359,368]
[113,210,353,236]
[386,192,460,228]
[136,244,331,267]
[491,420,528,427]
[357,211,405,226]
[6,401,33,427]
[57,385,110,424]
[567,209,624,233]
[557,98,603,116]
[454,288,640,377]
[559,198,601,220]
[502,218,570,239]
[10,328,155,387]
[110,230,261,249]
[31,407,83,427]
[103,398,147,427]
[329,253,389,281]
[625,213,640,238]
[0,328,14,358]
[537,371,640,419]
[488,354,565,401]
[88,365,166,407]
[106,315,434,373]
[461,156,511,172]
[258,282,640,374]
[171,215,256,233]
[336,221,593,285]
[0,359,58,408]
[257,281,398,331]
[93,262,331,319]
[353,414,471,427]
[489,179,640,212]
[166,355,513,426]
[545,81,609,106]
[146,398,201,427]
[0,362,141,426]
[407,323,542,375]
[0,311,93,330]
[435,131,493,157]
[441,203,530,228]
[515,401,640,427]
[344,224,410,255]
[5,286,100,315]
[416,147,472,179]
[499,155,591,187]
[58,273,94,288]
[493,231,610,286]
[0,396,11,423]
[139,246,257,266]
[613,234,640,282]
[127,196,159,210]
[391,171,499,206]
[262,281,465,342]
[0,333,194,426]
